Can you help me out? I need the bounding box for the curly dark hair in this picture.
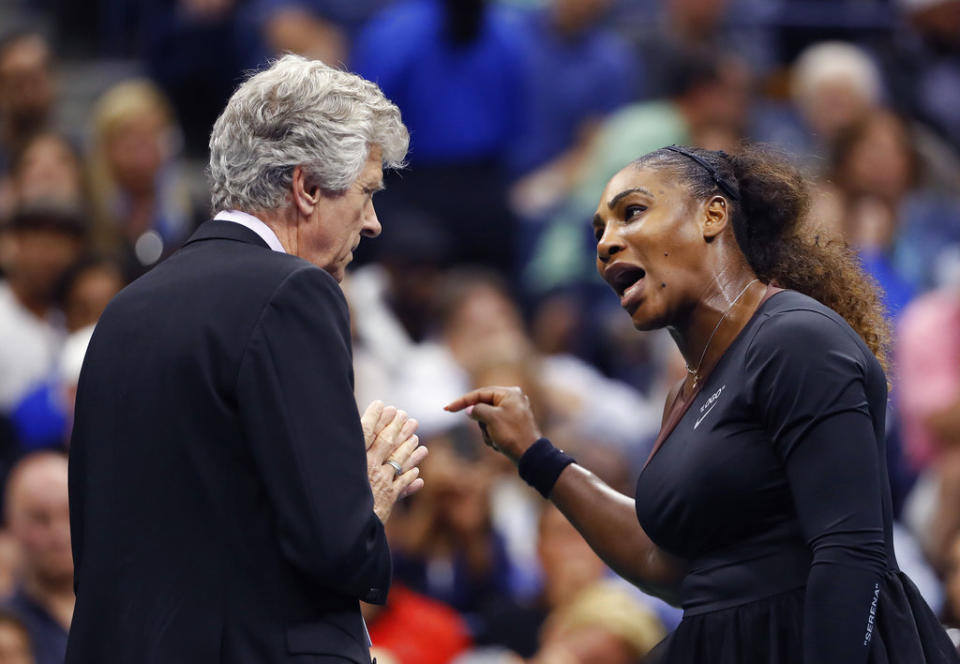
[634,144,891,372]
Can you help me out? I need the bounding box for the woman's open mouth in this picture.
[605,263,646,296]
[604,263,647,313]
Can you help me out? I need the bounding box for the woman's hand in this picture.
[444,386,543,464]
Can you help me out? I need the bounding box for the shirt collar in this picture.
[213,210,286,253]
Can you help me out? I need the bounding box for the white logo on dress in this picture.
[863,582,880,646]
[694,385,725,430]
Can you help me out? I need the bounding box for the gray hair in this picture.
[791,41,883,110]
[208,54,409,213]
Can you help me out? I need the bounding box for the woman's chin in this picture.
[629,307,667,331]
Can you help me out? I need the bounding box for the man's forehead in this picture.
[360,151,384,183]
[359,171,384,190]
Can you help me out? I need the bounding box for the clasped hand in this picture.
[362,401,428,523]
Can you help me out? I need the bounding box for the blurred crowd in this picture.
[1,0,960,662]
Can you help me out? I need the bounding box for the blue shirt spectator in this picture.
[351,0,528,166]
[858,248,915,320]
[895,194,960,292]
[5,588,67,664]
[507,1,637,176]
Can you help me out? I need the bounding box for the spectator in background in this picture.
[0,132,87,220]
[508,0,635,182]
[56,257,124,334]
[508,0,637,271]
[475,504,614,657]
[0,611,33,664]
[389,425,516,617]
[256,0,393,64]
[828,110,960,296]
[626,0,774,99]
[10,328,93,454]
[891,0,960,150]
[3,453,71,664]
[825,110,918,318]
[11,257,124,451]
[0,208,85,416]
[0,32,55,176]
[790,41,883,152]
[88,79,201,278]
[104,0,265,155]
[457,579,665,664]
[529,581,665,664]
[785,41,960,191]
[351,0,526,274]
[898,282,960,569]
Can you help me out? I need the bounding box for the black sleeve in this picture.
[236,266,390,604]
[746,309,887,664]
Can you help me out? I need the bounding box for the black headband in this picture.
[663,145,740,201]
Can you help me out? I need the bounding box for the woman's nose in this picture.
[596,225,623,263]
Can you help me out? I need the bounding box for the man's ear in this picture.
[292,165,320,216]
[702,195,730,241]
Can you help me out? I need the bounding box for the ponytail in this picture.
[637,145,891,372]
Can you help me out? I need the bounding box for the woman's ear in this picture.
[702,195,730,241]
[292,165,320,216]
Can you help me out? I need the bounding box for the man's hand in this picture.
[361,401,428,523]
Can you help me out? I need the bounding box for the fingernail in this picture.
[466,405,474,416]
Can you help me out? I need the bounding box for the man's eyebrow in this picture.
[607,187,654,209]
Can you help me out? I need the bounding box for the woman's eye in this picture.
[625,205,646,219]
[594,227,604,242]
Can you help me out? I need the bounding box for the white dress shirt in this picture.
[214,210,286,253]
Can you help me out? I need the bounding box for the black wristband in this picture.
[518,437,575,499]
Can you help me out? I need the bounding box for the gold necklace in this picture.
[686,278,758,388]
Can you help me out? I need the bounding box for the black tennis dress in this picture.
[639,289,958,664]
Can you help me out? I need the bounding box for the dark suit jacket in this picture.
[67,221,390,664]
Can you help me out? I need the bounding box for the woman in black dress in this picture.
[446,145,959,663]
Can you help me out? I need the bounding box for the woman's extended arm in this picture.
[549,463,685,601]
[446,386,685,603]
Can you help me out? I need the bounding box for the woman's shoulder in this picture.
[745,290,875,369]
[757,288,840,319]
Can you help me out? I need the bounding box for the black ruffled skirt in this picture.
[650,570,959,663]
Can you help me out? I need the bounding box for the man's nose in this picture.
[362,207,382,238]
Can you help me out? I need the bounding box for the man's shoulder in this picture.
[100,236,342,344]
[126,231,313,300]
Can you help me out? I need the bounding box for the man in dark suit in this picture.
[66,55,424,663]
